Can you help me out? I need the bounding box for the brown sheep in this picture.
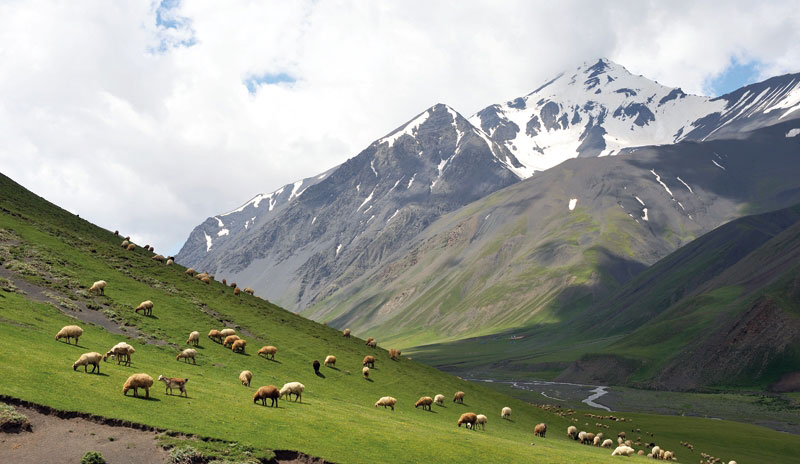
[453,391,465,403]
[457,412,478,429]
[234,287,241,296]
[222,278,227,286]
[534,423,547,438]
[151,254,165,263]
[389,348,402,360]
[122,373,153,398]
[230,282,237,288]
[223,335,240,348]
[582,432,595,445]
[134,300,154,316]
[366,339,377,348]
[231,339,247,353]
[363,355,375,368]
[253,385,280,407]
[114,230,119,236]
[126,243,136,251]
[185,268,195,276]
[258,345,277,360]
[415,396,433,411]
[201,276,210,284]
[324,355,336,367]
[365,337,374,345]
[208,330,223,343]
[343,328,351,338]
[313,360,321,374]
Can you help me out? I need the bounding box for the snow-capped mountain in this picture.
[471,59,800,176]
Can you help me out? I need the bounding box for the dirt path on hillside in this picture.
[0,405,169,464]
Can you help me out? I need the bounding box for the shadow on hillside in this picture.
[60,342,85,349]
[327,366,340,371]
[364,378,373,383]
[126,396,160,402]
[315,371,325,378]
[77,372,109,377]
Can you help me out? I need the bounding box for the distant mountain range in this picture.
[176,58,800,389]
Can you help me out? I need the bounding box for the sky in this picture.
[1,0,799,255]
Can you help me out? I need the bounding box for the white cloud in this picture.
[1,0,798,254]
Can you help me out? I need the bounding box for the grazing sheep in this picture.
[324,355,336,367]
[219,328,236,337]
[534,423,547,437]
[151,254,165,263]
[166,259,174,266]
[201,276,210,284]
[185,268,195,276]
[663,451,674,460]
[568,425,578,440]
[194,272,207,280]
[343,328,350,338]
[279,382,305,402]
[637,450,644,456]
[618,432,626,439]
[434,394,445,405]
[602,439,614,448]
[126,243,136,251]
[611,445,635,456]
[594,436,601,446]
[582,432,596,445]
[122,373,153,398]
[157,375,188,397]
[415,396,433,410]
[253,385,280,407]
[365,337,374,345]
[176,348,196,364]
[114,230,119,236]
[239,370,252,387]
[222,278,227,285]
[186,331,199,346]
[55,325,83,345]
[208,330,223,343]
[231,339,247,353]
[579,431,587,443]
[258,345,277,360]
[366,339,377,348]
[501,407,512,419]
[375,396,397,410]
[73,352,102,373]
[234,287,241,296]
[121,240,129,248]
[457,412,477,429]
[134,300,154,316]
[651,446,661,457]
[229,282,237,288]
[453,391,465,404]
[148,246,154,252]
[124,236,130,241]
[144,244,150,251]
[362,366,370,378]
[104,342,135,366]
[313,360,321,374]
[363,355,375,368]
[88,280,107,296]
[223,335,240,347]
[475,414,488,430]
[389,348,401,360]
[243,287,255,295]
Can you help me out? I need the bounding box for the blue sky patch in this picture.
[244,73,297,94]
[709,58,762,96]
[152,0,196,52]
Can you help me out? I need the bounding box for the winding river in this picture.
[468,378,612,411]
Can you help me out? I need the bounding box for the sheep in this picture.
[729,461,737,464]
[219,328,236,337]
[457,412,477,429]
[176,348,196,364]
[365,337,374,345]
[144,244,150,251]
[243,287,255,295]
[166,259,174,266]
[343,328,350,338]
[618,431,626,439]
[114,230,119,236]
[73,352,102,373]
[389,348,401,360]
[134,300,154,316]
[611,445,635,456]
[239,370,252,387]
[638,450,644,456]
[663,451,674,460]
[234,287,241,296]
[375,396,397,410]
[366,339,377,348]
[157,375,188,397]
[104,342,135,366]
[363,355,375,368]
[453,391,465,403]
[201,276,210,284]
[231,339,247,353]
[434,394,445,405]
[568,425,578,440]
[148,246,155,252]
[121,240,129,248]
[258,345,277,360]
[475,414,488,430]
[253,385,280,407]
[602,439,614,448]
[208,330,223,343]
[324,355,336,367]
[501,407,512,419]
[229,282,237,288]
[223,335,240,347]
[122,373,153,398]
[415,396,433,411]
[124,236,130,241]
[186,331,199,346]
[185,268,195,276]
[88,280,107,296]
[194,272,207,280]
[579,431,587,443]
[221,278,227,285]
[313,359,321,374]
[279,382,305,402]
[151,254,165,263]
[534,423,547,437]
[126,243,136,251]
[651,446,661,456]
[582,432,596,445]
[362,366,370,378]
[55,325,83,345]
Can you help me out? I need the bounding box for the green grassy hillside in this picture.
[2,172,798,462]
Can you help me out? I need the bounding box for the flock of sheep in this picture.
[56,236,741,461]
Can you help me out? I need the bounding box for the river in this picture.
[467,378,612,411]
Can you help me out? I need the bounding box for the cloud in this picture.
[1,0,798,254]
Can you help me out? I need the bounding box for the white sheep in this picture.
[362,366,370,379]
[186,331,199,346]
[601,439,614,448]
[434,394,445,405]
[375,396,397,410]
[324,355,336,367]
[611,445,635,456]
[475,414,488,430]
[134,300,154,316]
[88,280,107,295]
[176,348,196,364]
[501,406,512,419]
[279,382,305,402]
[73,352,102,373]
[166,258,174,266]
[122,373,153,398]
[219,328,236,338]
[55,325,84,345]
[651,446,661,457]
[104,342,135,366]
[239,370,252,387]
